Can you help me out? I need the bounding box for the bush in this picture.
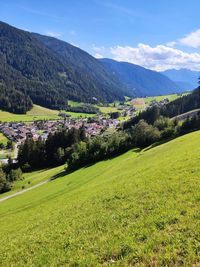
[8,168,23,182]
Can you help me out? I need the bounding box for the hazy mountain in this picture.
[0,21,129,113]
[100,58,180,96]
[162,69,200,90]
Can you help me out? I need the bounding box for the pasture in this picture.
[0,131,200,266]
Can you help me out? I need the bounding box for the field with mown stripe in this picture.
[0,131,200,266]
[0,104,95,122]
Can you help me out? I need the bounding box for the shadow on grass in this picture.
[50,170,68,181]
[81,147,141,170]
[50,148,142,178]
[142,138,174,152]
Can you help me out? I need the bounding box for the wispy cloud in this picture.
[91,44,106,58]
[45,31,62,38]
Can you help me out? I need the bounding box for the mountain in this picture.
[0,21,128,113]
[100,58,180,96]
[162,68,200,90]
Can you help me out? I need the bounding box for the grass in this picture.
[2,165,64,197]
[0,104,95,122]
[26,105,59,116]
[0,105,60,122]
[97,106,119,114]
[0,131,200,266]
[128,93,191,110]
[0,133,8,145]
[0,150,9,159]
[144,92,190,105]
[64,111,95,118]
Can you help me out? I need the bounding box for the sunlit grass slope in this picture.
[0,105,60,122]
[0,131,200,266]
[0,104,95,122]
[0,133,8,145]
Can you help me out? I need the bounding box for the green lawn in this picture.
[0,131,200,266]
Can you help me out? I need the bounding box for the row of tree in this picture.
[17,127,87,170]
[2,110,200,194]
[65,104,100,114]
[123,86,200,130]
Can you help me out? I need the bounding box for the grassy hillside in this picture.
[0,104,95,122]
[0,105,60,122]
[128,93,190,110]
[0,132,200,266]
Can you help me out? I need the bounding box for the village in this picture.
[0,116,120,144]
[0,96,171,164]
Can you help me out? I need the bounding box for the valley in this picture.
[0,6,200,266]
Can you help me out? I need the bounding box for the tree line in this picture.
[2,110,200,193]
[123,87,200,129]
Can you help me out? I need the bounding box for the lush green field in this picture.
[144,93,189,105]
[0,105,60,122]
[128,93,191,110]
[0,133,8,145]
[0,131,200,266]
[0,104,95,122]
[98,105,119,114]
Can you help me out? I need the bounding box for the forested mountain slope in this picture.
[162,68,199,90]
[100,58,180,96]
[0,21,128,113]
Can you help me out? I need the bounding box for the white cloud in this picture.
[94,53,103,58]
[92,44,106,58]
[92,44,105,52]
[45,31,62,38]
[70,42,79,48]
[110,43,200,71]
[179,29,200,48]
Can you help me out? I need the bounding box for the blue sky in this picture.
[1,0,200,70]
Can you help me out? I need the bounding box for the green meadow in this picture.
[0,105,60,122]
[0,104,95,122]
[128,93,191,110]
[144,93,189,105]
[0,131,200,266]
[0,133,8,145]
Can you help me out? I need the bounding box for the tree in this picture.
[0,168,11,193]
[132,120,160,147]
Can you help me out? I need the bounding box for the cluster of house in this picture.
[0,117,120,143]
[149,98,169,108]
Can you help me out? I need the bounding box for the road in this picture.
[0,179,49,203]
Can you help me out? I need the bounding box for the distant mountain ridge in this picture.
[162,68,200,90]
[100,58,180,96]
[0,21,192,114]
[0,21,129,113]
